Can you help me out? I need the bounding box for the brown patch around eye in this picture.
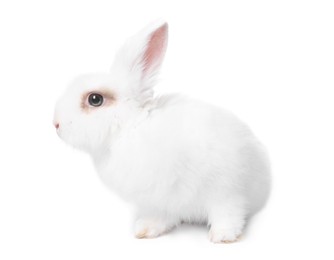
[81,88,116,113]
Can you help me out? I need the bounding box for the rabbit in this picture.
[53,20,271,243]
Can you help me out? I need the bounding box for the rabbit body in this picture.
[94,95,270,241]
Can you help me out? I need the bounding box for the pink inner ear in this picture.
[143,23,168,73]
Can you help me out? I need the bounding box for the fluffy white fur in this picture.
[54,21,271,243]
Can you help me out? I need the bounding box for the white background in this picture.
[0,0,333,259]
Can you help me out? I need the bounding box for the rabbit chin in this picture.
[57,123,112,154]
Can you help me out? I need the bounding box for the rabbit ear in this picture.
[111,21,168,104]
[141,22,168,75]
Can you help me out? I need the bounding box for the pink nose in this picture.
[54,123,60,129]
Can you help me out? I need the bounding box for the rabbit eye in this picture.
[81,89,115,112]
[88,93,104,107]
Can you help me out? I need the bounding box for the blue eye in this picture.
[88,93,104,107]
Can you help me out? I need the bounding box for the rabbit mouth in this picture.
[55,127,66,142]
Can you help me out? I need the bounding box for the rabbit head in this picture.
[54,21,168,152]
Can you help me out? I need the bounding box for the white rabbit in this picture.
[54,21,270,243]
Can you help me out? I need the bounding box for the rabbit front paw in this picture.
[134,218,170,239]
